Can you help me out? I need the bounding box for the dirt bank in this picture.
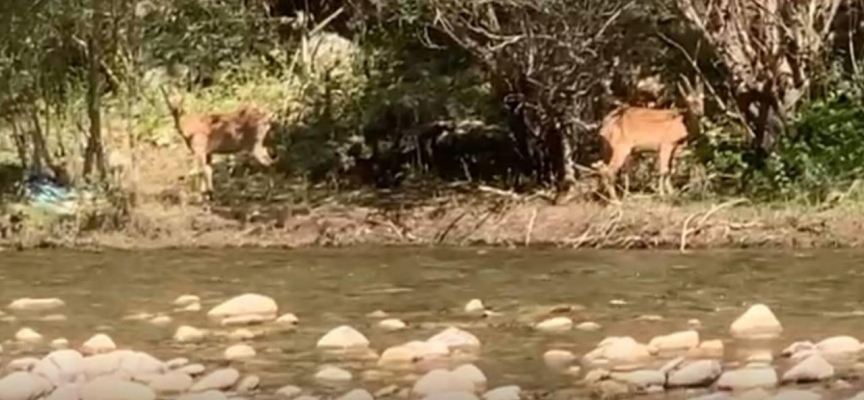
[3,183,862,251]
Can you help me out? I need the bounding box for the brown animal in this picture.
[595,75,704,202]
[159,86,275,197]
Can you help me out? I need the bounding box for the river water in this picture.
[1,247,864,399]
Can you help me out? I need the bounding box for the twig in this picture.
[680,198,750,252]
[524,207,538,246]
[435,209,471,244]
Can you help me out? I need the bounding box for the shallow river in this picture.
[2,247,864,399]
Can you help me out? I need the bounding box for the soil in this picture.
[1,144,861,252]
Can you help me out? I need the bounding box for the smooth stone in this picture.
[227,328,258,341]
[206,293,278,321]
[173,295,200,307]
[275,313,299,325]
[314,366,352,383]
[582,336,652,370]
[165,358,189,369]
[427,327,481,350]
[0,371,52,400]
[51,338,70,350]
[42,349,86,385]
[781,353,834,382]
[177,391,229,400]
[648,330,699,352]
[45,384,80,400]
[149,316,172,326]
[716,367,778,390]
[378,319,407,331]
[767,390,822,400]
[817,336,861,357]
[576,321,602,332]
[177,364,206,375]
[8,298,65,311]
[535,317,573,332]
[148,372,193,393]
[236,375,260,393]
[412,369,475,397]
[189,368,240,392]
[15,328,43,343]
[224,344,256,361]
[483,386,521,400]
[81,334,117,355]
[689,339,724,358]
[453,363,487,389]
[465,299,485,314]
[667,359,722,387]
[610,369,666,389]
[173,326,206,343]
[729,304,782,340]
[79,376,157,400]
[335,389,373,400]
[275,385,303,399]
[316,326,370,349]
[6,357,40,371]
[543,349,576,370]
[424,392,478,400]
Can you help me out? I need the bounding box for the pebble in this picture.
[314,366,352,383]
[173,295,200,307]
[177,364,206,376]
[378,318,407,331]
[236,375,260,393]
[535,317,573,332]
[51,338,70,350]
[149,315,172,326]
[275,385,303,399]
[427,327,481,350]
[576,321,602,331]
[148,372,193,393]
[174,326,206,343]
[781,353,834,382]
[79,376,157,400]
[465,299,485,314]
[82,334,117,355]
[483,386,521,400]
[275,313,299,325]
[453,363,487,389]
[189,368,240,392]
[730,304,782,339]
[8,298,65,311]
[543,349,576,370]
[335,389,374,400]
[207,293,278,322]
[716,367,778,390]
[648,330,699,352]
[412,369,475,397]
[667,359,722,387]
[15,328,43,343]
[316,326,370,349]
[224,344,256,361]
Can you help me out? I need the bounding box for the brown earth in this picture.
[1,143,862,252]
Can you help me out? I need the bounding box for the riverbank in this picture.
[3,181,862,251]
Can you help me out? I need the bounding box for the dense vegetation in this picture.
[1,0,863,212]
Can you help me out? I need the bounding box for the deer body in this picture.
[596,76,704,201]
[161,88,274,197]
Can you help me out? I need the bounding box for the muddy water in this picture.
[1,247,864,398]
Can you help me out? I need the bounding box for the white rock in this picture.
[174,326,206,343]
[51,338,70,350]
[610,370,665,389]
[82,334,116,355]
[236,375,260,393]
[729,304,782,340]
[79,376,157,400]
[177,364,206,376]
[425,392,478,400]
[667,359,722,387]
[716,367,778,390]
[378,319,407,331]
[189,368,240,392]
[148,372,193,393]
[543,350,576,370]
[119,352,166,377]
[8,298,65,311]
[43,349,86,384]
[220,315,271,326]
[149,316,172,326]
[648,330,699,352]
[83,352,123,380]
[275,385,303,399]
[336,389,373,400]
[177,391,229,400]
[206,294,277,321]
[275,313,299,325]
[781,353,834,382]
[411,369,475,397]
[465,299,485,314]
[0,371,52,400]
[378,341,449,367]
[314,366,352,383]
[582,336,652,369]
[428,327,481,350]
[224,344,256,361]
[483,386,521,400]
[535,317,573,332]
[15,328,43,343]
[6,357,39,371]
[816,336,860,356]
[165,358,189,369]
[453,364,487,389]
[44,384,80,400]
[180,303,201,312]
[316,326,370,349]
[576,322,602,332]
[227,329,257,341]
[173,295,200,307]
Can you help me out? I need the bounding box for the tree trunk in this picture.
[84,0,106,180]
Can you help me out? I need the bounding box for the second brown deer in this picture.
[159,86,275,198]
[595,75,705,202]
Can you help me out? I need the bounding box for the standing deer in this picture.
[595,75,705,202]
[159,86,275,198]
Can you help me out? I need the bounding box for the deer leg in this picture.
[657,144,675,197]
[604,146,631,203]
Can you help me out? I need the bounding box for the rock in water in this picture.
[206,294,278,322]
[316,326,370,349]
[729,304,782,339]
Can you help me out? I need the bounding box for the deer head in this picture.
[676,74,705,118]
